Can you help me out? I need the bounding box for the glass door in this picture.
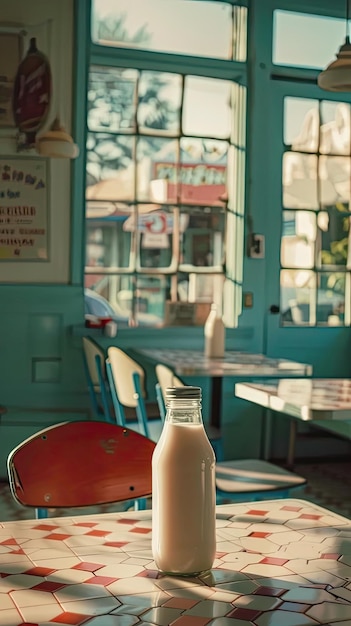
[265,79,351,373]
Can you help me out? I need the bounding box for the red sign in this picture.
[153,162,226,205]
[13,38,52,146]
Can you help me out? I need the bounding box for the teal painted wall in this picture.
[1,0,351,479]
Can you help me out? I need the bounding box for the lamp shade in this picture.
[318,38,351,92]
[36,117,79,158]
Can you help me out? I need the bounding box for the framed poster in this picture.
[0,31,23,128]
[0,158,49,261]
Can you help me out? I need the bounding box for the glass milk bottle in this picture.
[152,386,216,576]
[204,303,225,358]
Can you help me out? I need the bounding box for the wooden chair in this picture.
[107,347,162,442]
[7,421,155,519]
[155,363,224,461]
[82,337,112,422]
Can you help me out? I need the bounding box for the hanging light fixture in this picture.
[318,0,351,91]
[36,116,79,159]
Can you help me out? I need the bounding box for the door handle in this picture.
[269,304,280,314]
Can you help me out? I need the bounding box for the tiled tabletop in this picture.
[137,349,313,378]
[1,499,351,625]
[235,379,351,421]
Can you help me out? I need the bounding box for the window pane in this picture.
[284,98,319,151]
[319,156,350,208]
[92,0,235,60]
[86,133,135,201]
[280,269,316,325]
[283,152,318,209]
[179,207,225,270]
[317,272,345,325]
[137,208,174,270]
[183,77,232,139]
[320,102,351,155]
[281,210,316,269]
[138,71,182,135]
[137,137,178,203]
[86,206,132,269]
[179,138,227,206]
[318,207,350,268]
[273,10,345,69]
[88,67,137,133]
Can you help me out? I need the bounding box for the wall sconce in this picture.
[36,116,79,159]
[318,1,351,91]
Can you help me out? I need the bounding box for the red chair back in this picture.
[8,421,155,510]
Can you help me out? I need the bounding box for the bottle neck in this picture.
[165,398,203,425]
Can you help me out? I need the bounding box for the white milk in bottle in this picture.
[152,386,216,576]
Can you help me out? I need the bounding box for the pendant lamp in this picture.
[36,116,79,159]
[318,0,351,91]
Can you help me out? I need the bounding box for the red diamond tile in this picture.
[86,530,111,537]
[260,557,288,566]
[85,575,118,586]
[73,562,104,572]
[321,553,340,560]
[44,533,70,540]
[246,509,268,516]
[10,548,26,555]
[74,523,97,528]
[254,586,286,596]
[299,514,321,520]
[118,518,139,524]
[138,570,160,578]
[164,598,199,609]
[227,607,262,620]
[32,581,68,592]
[130,527,151,534]
[25,567,56,576]
[250,531,270,538]
[104,541,127,548]
[0,538,18,546]
[50,612,91,624]
[33,524,59,530]
[0,573,10,578]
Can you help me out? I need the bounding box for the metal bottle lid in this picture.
[165,386,201,400]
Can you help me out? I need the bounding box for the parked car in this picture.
[84,288,161,327]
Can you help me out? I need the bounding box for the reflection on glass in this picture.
[317,272,345,325]
[283,152,318,209]
[179,138,227,206]
[135,275,167,324]
[183,77,232,139]
[284,98,319,151]
[281,211,316,269]
[138,72,182,134]
[319,156,350,209]
[92,0,235,60]
[86,133,135,201]
[180,209,225,270]
[138,209,174,269]
[85,217,132,269]
[280,269,316,325]
[320,102,351,155]
[318,206,350,268]
[136,137,178,203]
[88,67,137,133]
[273,10,345,69]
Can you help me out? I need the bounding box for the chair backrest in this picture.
[107,347,150,438]
[7,421,155,514]
[83,336,106,388]
[155,364,184,420]
[82,337,112,422]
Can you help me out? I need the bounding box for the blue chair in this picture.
[107,347,162,442]
[82,337,113,422]
[155,363,224,461]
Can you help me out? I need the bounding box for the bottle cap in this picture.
[165,386,201,400]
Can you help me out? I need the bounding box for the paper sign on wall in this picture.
[0,158,49,261]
